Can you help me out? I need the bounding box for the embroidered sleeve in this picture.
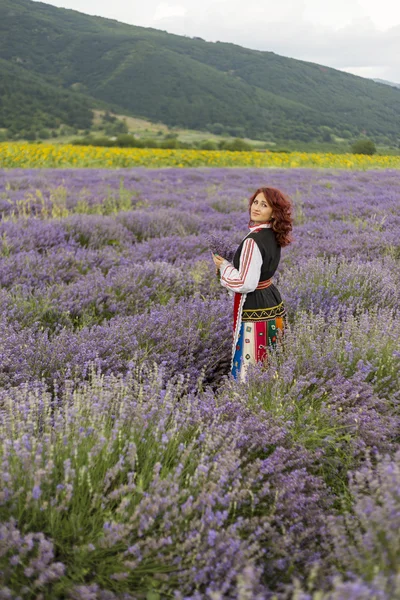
[219,238,262,293]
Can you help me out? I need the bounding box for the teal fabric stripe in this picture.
[231,322,245,380]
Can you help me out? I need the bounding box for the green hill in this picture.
[0,59,93,137]
[1,0,400,143]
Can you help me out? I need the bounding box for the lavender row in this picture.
[0,255,397,341]
[1,216,398,267]
[1,168,399,219]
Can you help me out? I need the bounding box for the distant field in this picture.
[72,110,400,153]
[1,143,400,169]
[72,110,274,147]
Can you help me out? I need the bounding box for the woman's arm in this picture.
[216,238,262,294]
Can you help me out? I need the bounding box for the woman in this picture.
[213,187,293,381]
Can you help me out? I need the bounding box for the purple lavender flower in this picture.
[205,232,237,263]
[32,485,42,500]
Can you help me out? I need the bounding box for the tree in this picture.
[200,140,217,150]
[105,119,128,136]
[341,129,352,139]
[319,126,333,142]
[226,126,246,138]
[351,139,377,155]
[208,123,225,135]
[219,138,252,151]
[38,128,51,139]
[24,130,37,141]
[103,111,116,123]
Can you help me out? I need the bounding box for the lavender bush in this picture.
[0,167,399,598]
[291,449,400,599]
[0,368,333,598]
[280,255,398,316]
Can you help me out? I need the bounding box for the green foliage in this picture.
[72,134,194,149]
[319,126,333,142]
[38,128,51,139]
[351,138,377,155]
[24,130,36,141]
[103,110,116,123]
[1,0,400,142]
[72,135,114,147]
[104,119,128,136]
[219,138,253,151]
[226,126,246,138]
[207,122,225,135]
[199,140,218,150]
[0,59,93,135]
[159,137,191,149]
[159,138,180,149]
[114,134,141,147]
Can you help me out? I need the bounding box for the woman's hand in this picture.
[212,253,226,274]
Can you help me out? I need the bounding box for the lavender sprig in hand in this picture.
[206,233,236,264]
[206,233,236,280]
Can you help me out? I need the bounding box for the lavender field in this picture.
[0,167,399,599]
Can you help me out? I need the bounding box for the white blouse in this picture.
[219,223,271,294]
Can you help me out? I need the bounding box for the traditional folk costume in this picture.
[219,222,285,381]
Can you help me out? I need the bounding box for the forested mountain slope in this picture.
[1,0,399,142]
[0,59,93,135]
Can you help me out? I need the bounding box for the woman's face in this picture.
[250,193,273,223]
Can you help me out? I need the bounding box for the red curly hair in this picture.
[248,187,293,247]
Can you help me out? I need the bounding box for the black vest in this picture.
[233,228,285,321]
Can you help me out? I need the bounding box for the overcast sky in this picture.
[34,0,400,83]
